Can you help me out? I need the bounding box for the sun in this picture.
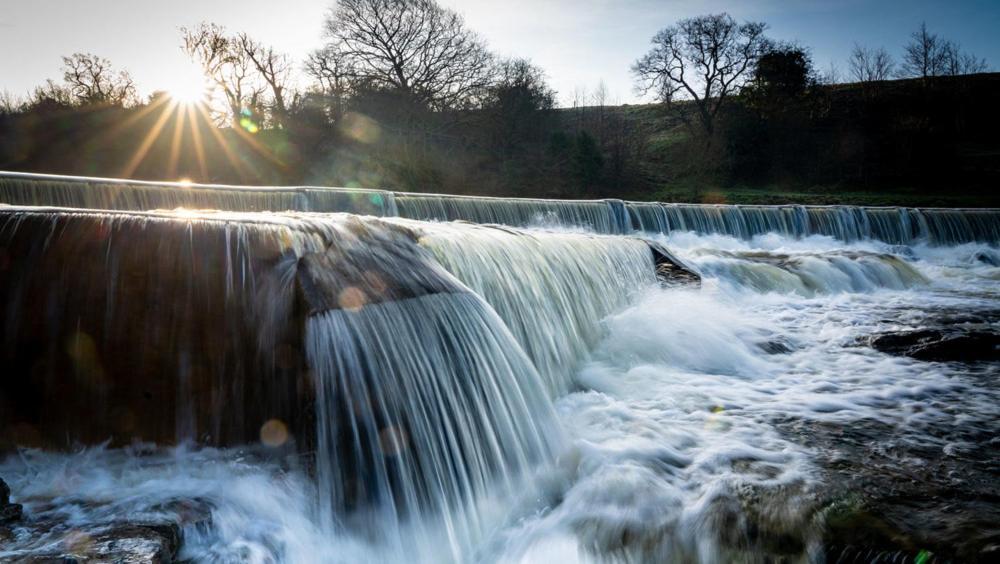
[167,63,210,105]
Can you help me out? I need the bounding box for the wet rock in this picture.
[295,219,465,315]
[12,523,179,563]
[1,477,23,525]
[645,241,701,287]
[824,545,946,564]
[757,339,794,355]
[778,416,1000,563]
[974,250,999,266]
[867,329,1000,362]
[1,497,213,563]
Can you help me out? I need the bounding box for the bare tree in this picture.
[571,85,588,131]
[28,80,74,108]
[821,61,843,85]
[849,44,894,83]
[181,23,265,125]
[632,13,769,137]
[236,33,293,127]
[0,90,25,114]
[592,79,609,108]
[306,46,352,96]
[901,22,947,78]
[940,40,989,76]
[320,0,494,110]
[592,79,609,141]
[61,53,137,106]
[305,46,354,120]
[899,23,990,78]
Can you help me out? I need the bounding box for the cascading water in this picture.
[403,220,657,396]
[0,171,397,215]
[3,171,998,245]
[393,193,630,235]
[1,173,999,563]
[294,216,562,559]
[627,201,1000,245]
[0,207,565,562]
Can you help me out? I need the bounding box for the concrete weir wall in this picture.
[4,171,999,244]
[0,171,397,215]
[0,209,307,449]
[0,207,461,450]
[3,170,991,453]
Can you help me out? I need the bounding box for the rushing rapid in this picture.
[1,173,998,563]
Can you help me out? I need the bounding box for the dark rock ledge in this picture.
[0,479,210,564]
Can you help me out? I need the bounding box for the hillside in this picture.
[576,73,1000,206]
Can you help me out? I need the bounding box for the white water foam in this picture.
[2,230,997,563]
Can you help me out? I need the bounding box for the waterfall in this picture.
[393,193,630,234]
[0,205,565,560]
[400,220,658,396]
[632,203,1000,244]
[687,249,928,295]
[295,217,561,559]
[308,293,558,559]
[3,172,997,244]
[0,172,397,215]
[3,171,998,562]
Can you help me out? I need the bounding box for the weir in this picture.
[393,193,630,234]
[0,171,397,215]
[3,171,998,244]
[0,203,686,557]
[626,202,1000,245]
[0,171,995,561]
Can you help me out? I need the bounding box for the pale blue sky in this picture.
[1,0,998,106]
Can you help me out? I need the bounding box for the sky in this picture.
[1,0,999,107]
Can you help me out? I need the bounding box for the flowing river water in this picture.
[0,174,997,563]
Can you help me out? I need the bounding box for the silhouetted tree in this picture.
[901,23,947,78]
[735,44,819,182]
[898,23,989,79]
[591,79,609,141]
[0,91,23,114]
[940,40,989,76]
[305,46,353,121]
[25,80,74,110]
[320,0,493,110]
[482,58,555,156]
[632,13,769,137]
[236,33,293,128]
[181,23,265,126]
[747,44,814,100]
[849,44,894,83]
[821,61,843,85]
[61,53,137,106]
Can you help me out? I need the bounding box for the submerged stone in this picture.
[1,478,22,525]
[867,329,1000,362]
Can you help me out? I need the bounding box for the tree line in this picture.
[0,1,996,201]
